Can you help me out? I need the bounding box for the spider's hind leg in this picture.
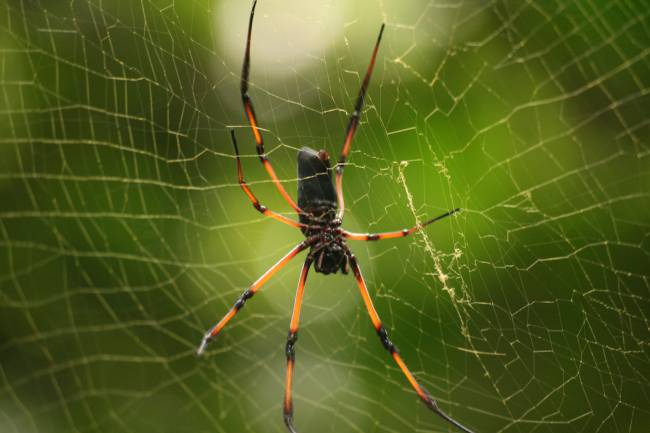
[346,251,476,433]
[283,255,313,433]
[197,239,312,355]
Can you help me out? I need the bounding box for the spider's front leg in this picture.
[230,130,308,230]
[283,255,313,433]
[346,251,476,433]
[197,238,315,355]
[335,23,384,220]
[240,0,302,214]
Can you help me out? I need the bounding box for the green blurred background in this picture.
[1,0,648,432]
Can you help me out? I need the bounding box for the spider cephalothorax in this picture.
[197,2,473,433]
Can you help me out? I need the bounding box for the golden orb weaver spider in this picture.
[198,2,473,432]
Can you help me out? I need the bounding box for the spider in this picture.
[197,2,474,433]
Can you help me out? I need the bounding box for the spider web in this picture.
[0,0,648,432]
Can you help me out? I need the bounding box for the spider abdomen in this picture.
[311,243,348,275]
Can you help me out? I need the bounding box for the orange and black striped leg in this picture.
[283,256,313,433]
[230,130,309,230]
[241,0,302,214]
[347,253,476,433]
[335,23,385,220]
[343,208,461,241]
[197,238,314,355]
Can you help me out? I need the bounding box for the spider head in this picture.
[297,147,338,232]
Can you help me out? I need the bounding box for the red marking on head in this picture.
[317,150,330,163]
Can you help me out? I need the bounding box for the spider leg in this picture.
[343,208,460,241]
[335,23,385,220]
[230,130,310,230]
[283,255,313,433]
[241,0,302,214]
[346,252,476,433]
[197,238,315,355]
